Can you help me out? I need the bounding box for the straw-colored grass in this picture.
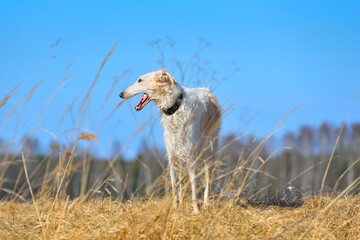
[1,195,359,239]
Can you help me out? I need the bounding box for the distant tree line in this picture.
[1,122,360,200]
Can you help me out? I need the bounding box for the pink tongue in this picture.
[135,94,148,110]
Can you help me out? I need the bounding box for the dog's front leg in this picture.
[183,120,202,213]
[188,167,199,213]
[169,160,179,208]
[177,171,183,205]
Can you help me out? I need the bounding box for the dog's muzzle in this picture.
[119,92,124,98]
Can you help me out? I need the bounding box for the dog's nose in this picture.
[119,92,124,98]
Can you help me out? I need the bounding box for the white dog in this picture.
[120,69,221,212]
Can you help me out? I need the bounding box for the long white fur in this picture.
[120,69,221,212]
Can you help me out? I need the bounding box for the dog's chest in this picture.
[161,110,187,135]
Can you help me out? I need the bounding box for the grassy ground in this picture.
[1,195,359,239]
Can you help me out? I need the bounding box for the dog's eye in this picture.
[137,79,142,83]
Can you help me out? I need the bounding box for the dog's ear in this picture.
[156,69,174,86]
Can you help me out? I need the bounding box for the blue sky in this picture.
[1,1,360,158]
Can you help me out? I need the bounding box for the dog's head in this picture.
[119,69,176,111]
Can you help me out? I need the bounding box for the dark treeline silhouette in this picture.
[275,122,360,194]
[1,122,360,200]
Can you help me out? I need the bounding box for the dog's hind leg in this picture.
[204,163,210,208]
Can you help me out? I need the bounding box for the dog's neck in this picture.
[162,92,183,115]
[155,82,183,115]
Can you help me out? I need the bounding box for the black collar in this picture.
[163,92,183,115]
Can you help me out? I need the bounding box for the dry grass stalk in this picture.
[321,94,359,192]
[77,132,98,142]
[21,152,46,239]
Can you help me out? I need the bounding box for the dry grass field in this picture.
[1,195,360,239]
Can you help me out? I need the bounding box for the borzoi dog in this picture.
[119,69,221,212]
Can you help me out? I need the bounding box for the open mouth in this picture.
[135,93,148,111]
